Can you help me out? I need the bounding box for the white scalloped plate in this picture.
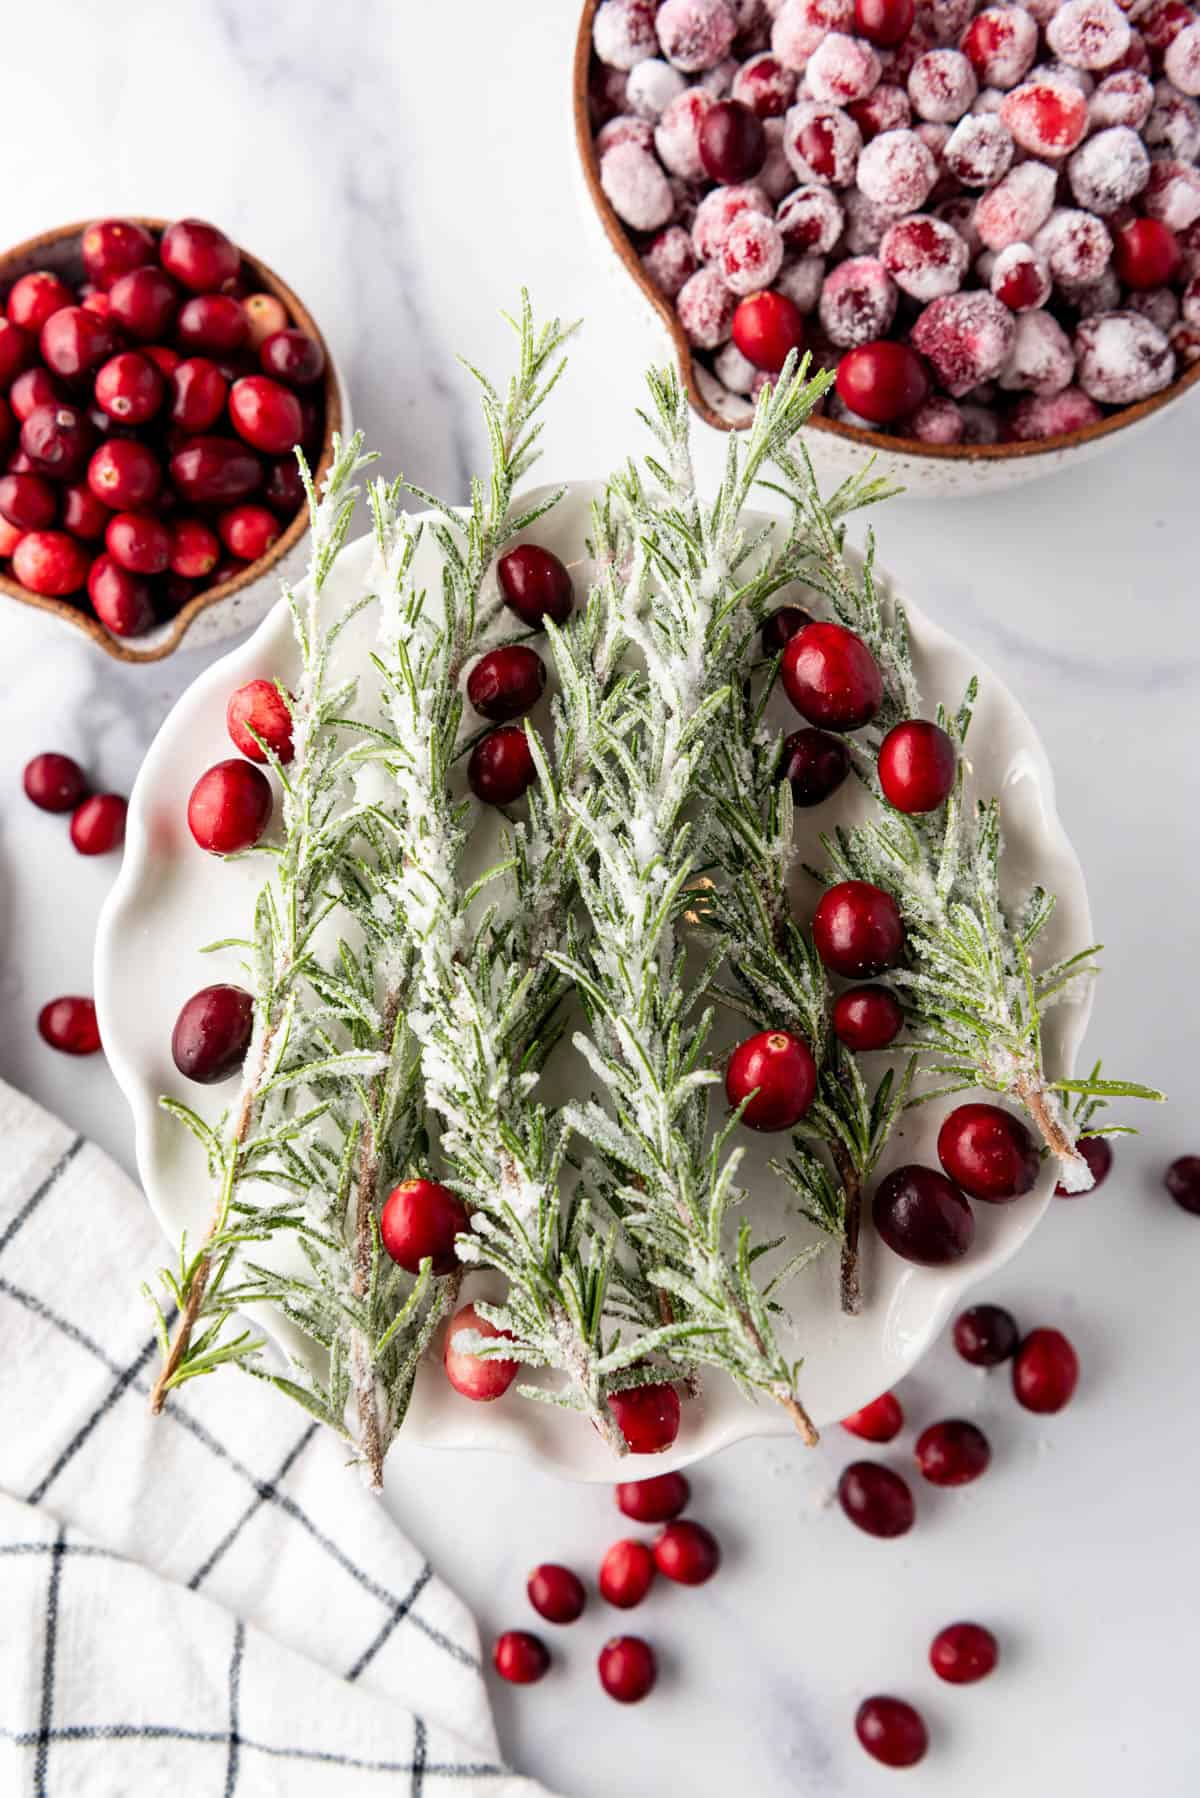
[96,482,1093,1480]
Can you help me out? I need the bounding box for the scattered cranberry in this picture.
[1012,1327,1079,1413]
[159,218,240,294]
[169,517,221,581]
[781,622,883,732]
[855,1696,928,1768]
[38,995,101,1056]
[878,720,957,813]
[937,1103,1039,1202]
[836,341,930,425]
[88,555,154,637]
[654,1519,720,1584]
[187,759,273,854]
[497,543,574,627]
[7,271,74,333]
[780,728,851,807]
[1165,1154,1200,1214]
[0,472,57,531]
[838,1462,915,1537]
[725,1029,817,1131]
[608,1381,681,1453]
[170,437,262,506]
[841,1391,904,1442]
[761,604,812,655]
[88,439,162,510]
[832,985,903,1052]
[227,375,303,455]
[915,1417,991,1486]
[444,1302,520,1401]
[171,984,254,1084]
[260,329,325,386]
[813,881,904,979]
[226,679,294,763]
[23,751,87,813]
[468,725,536,806]
[40,307,118,383]
[731,290,805,371]
[873,1163,975,1265]
[380,1176,469,1275]
[106,511,170,576]
[527,1564,586,1625]
[930,1621,998,1684]
[599,1539,657,1608]
[598,1635,656,1703]
[81,219,156,291]
[108,266,179,341]
[466,645,547,721]
[616,1471,690,1523]
[69,791,127,856]
[493,1630,549,1685]
[953,1302,1019,1366]
[12,530,89,597]
[1056,1135,1113,1196]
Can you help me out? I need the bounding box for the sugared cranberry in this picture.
[654,1519,719,1584]
[260,329,325,386]
[177,293,249,356]
[9,366,62,424]
[7,270,74,333]
[915,1418,990,1486]
[93,352,164,426]
[953,1303,1019,1366]
[731,290,805,372]
[168,516,220,581]
[468,725,536,806]
[0,320,34,391]
[62,481,108,539]
[81,219,156,290]
[226,678,294,763]
[1012,1327,1078,1412]
[836,340,930,426]
[170,437,262,505]
[171,984,254,1084]
[168,357,228,432]
[497,543,574,627]
[528,1564,586,1625]
[160,218,241,294]
[837,1462,915,1537]
[608,1381,681,1453]
[761,604,812,655]
[20,402,93,479]
[616,1471,690,1523]
[781,622,883,732]
[39,308,118,384]
[217,502,279,563]
[380,1177,469,1275]
[108,266,179,340]
[1165,1154,1200,1214]
[599,1539,657,1608]
[725,1029,817,1130]
[878,720,956,813]
[467,645,547,721]
[832,985,904,1052]
[855,1696,928,1768]
[11,530,89,597]
[873,1163,974,1265]
[0,472,57,530]
[265,456,305,516]
[855,0,914,47]
[931,1621,998,1684]
[699,98,767,183]
[242,293,289,348]
[87,439,161,510]
[88,555,154,636]
[598,1636,656,1704]
[1113,217,1182,289]
[493,1630,549,1685]
[444,1302,519,1401]
[1056,1134,1113,1196]
[841,1391,904,1442]
[228,375,303,455]
[813,881,904,979]
[69,791,127,855]
[187,759,273,854]
[106,510,170,576]
[937,1102,1039,1202]
[23,751,86,813]
[38,995,101,1056]
[780,728,851,808]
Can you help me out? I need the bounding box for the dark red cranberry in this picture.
[467,645,547,721]
[38,996,101,1056]
[1113,218,1181,290]
[699,98,767,183]
[161,573,198,615]
[841,1391,903,1442]
[295,391,322,451]
[598,1635,656,1703]
[930,1621,998,1684]
[168,357,228,431]
[379,1177,469,1275]
[81,219,156,291]
[1165,1154,1200,1214]
[527,1563,586,1625]
[170,437,263,504]
[177,293,248,355]
[0,319,34,391]
[837,341,930,426]
[915,1418,990,1486]
[171,984,254,1083]
[265,456,306,515]
[782,622,884,731]
[813,881,904,978]
[11,530,88,596]
[62,481,108,539]
[187,759,273,854]
[855,0,915,45]
[88,554,154,636]
[108,265,179,340]
[217,503,279,562]
[608,1382,681,1454]
[160,218,241,293]
[40,308,119,383]
[837,1462,915,1537]
[953,1303,1018,1366]
[937,1103,1039,1202]
[873,1164,974,1265]
[731,290,805,372]
[93,351,165,426]
[0,472,57,529]
[654,1519,719,1584]
[227,678,294,762]
[1012,1327,1078,1413]
[780,727,851,807]
[878,720,957,813]
[493,1630,549,1685]
[832,985,903,1052]
[260,328,325,385]
[210,556,248,586]
[599,1539,657,1608]
[7,270,74,332]
[19,402,93,479]
[10,366,63,423]
[228,375,303,455]
[69,791,127,855]
[0,394,14,455]
[615,1471,690,1523]
[1056,1134,1113,1196]
[762,604,812,655]
[443,1302,519,1401]
[169,516,220,580]
[106,511,170,576]
[87,439,162,510]
[497,543,574,627]
[23,752,87,813]
[468,725,536,805]
[855,1696,927,1768]
[725,1028,817,1130]
[6,448,37,474]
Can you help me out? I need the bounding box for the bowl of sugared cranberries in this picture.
[575,0,1200,493]
[0,216,344,659]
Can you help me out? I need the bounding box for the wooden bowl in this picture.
[0,218,342,662]
[572,0,1200,495]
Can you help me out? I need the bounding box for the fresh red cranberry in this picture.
[833,985,904,1052]
[1113,218,1182,290]
[380,1177,469,1275]
[527,1564,586,1625]
[615,1471,690,1523]
[854,0,915,46]
[599,1539,657,1609]
[242,293,289,348]
[1165,1155,1200,1214]
[837,342,930,426]
[937,1103,1039,1202]
[69,791,127,855]
[217,503,279,563]
[841,1391,904,1442]
[878,720,957,813]
[259,328,325,386]
[88,555,154,636]
[169,516,220,581]
[20,402,93,479]
[226,678,294,763]
[953,1303,1018,1366]
[170,437,263,504]
[228,375,303,455]
[0,472,57,529]
[23,752,86,813]
[731,291,805,373]
[0,320,34,391]
[467,645,547,721]
[93,351,165,426]
[915,1418,990,1486]
[81,219,156,290]
[7,270,74,333]
[608,1382,681,1454]
[761,604,812,655]
[654,1519,719,1584]
[837,1462,915,1537]
[11,530,88,596]
[0,515,21,556]
[177,293,249,356]
[780,728,851,807]
[855,1696,927,1768]
[106,511,170,575]
[443,1302,519,1401]
[699,99,767,184]
[171,984,254,1083]
[813,881,904,978]
[9,366,62,423]
[143,343,182,380]
[62,481,108,539]
[1056,1135,1113,1196]
[493,1630,549,1685]
[168,357,229,432]
[782,622,883,732]
[1012,1327,1078,1413]
[598,1635,656,1703]
[108,265,179,340]
[497,543,574,627]
[468,725,536,805]
[39,308,119,383]
[725,1029,817,1130]
[295,392,322,451]
[160,218,240,293]
[87,439,162,510]
[187,759,273,854]
[38,995,101,1056]
[873,1164,974,1265]
[265,456,305,515]
[930,1621,998,1684]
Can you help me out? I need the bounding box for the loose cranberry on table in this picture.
[187,759,273,854]
[937,1103,1040,1202]
[38,995,101,1056]
[228,375,304,455]
[915,1418,991,1486]
[841,1390,904,1442]
[1012,1327,1079,1413]
[599,1538,657,1609]
[654,1519,720,1585]
[1165,1155,1200,1214]
[598,1635,656,1704]
[88,556,155,637]
[731,291,805,373]
[527,1563,586,1626]
[468,725,537,806]
[836,341,930,427]
[855,1696,928,1768]
[780,727,850,808]
[443,1302,519,1402]
[467,646,547,722]
[608,1381,681,1454]
[725,1028,817,1131]
[69,791,127,856]
[781,622,883,732]
[493,1630,549,1686]
[930,1621,998,1685]
[497,544,574,627]
[23,751,87,813]
[832,984,903,1052]
[761,604,811,656]
[813,881,904,979]
[953,1302,1019,1367]
[616,1471,690,1523]
[227,678,294,763]
[837,1462,915,1538]
[171,984,254,1084]
[1056,1135,1113,1196]
[873,1164,975,1265]
[12,531,90,597]
[379,1176,469,1275]
[877,720,957,814]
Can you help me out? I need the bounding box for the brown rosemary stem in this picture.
[830,1139,863,1318]
[1014,1072,1090,1188]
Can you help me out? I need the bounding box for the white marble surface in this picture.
[1,2,1198,1792]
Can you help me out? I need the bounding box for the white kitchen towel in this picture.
[0,1079,553,1797]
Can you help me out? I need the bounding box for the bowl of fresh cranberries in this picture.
[0,215,343,660]
[576,0,1200,493]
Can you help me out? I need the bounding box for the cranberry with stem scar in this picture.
[12,531,89,596]
[93,352,165,426]
[915,1417,991,1486]
[598,1636,656,1703]
[379,1177,469,1275]
[1056,1135,1113,1195]
[855,1696,928,1768]
[228,375,304,455]
[1165,1155,1200,1214]
[761,604,812,655]
[227,679,294,762]
[1012,1327,1078,1412]
[169,517,221,581]
[69,792,127,855]
[654,1519,720,1584]
[493,1631,549,1685]
[931,1621,998,1684]
[813,881,904,978]
[20,402,93,478]
[38,996,101,1056]
[833,985,903,1051]
[468,726,536,805]
[953,1303,1019,1366]
[88,555,154,636]
[781,622,883,731]
[171,984,254,1084]
[608,1382,681,1453]
[527,1564,586,1625]
[108,266,180,340]
[599,1539,657,1609]
[498,544,574,626]
[878,720,957,813]
[106,511,170,576]
[938,1102,1039,1202]
[218,503,280,562]
[837,1462,915,1537]
[874,1164,974,1265]
[23,752,87,813]
[160,218,241,293]
[616,1472,690,1523]
[187,759,273,854]
[841,1391,904,1442]
[87,440,162,510]
[444,1301,519,1401]
[726,1028,817,1130]
[780,728,850,807]
[467,645,547,721]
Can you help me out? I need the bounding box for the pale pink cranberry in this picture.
[991,242,1052,310]
[656,0,738,71]
[443,1303,519,1401]
[1034,208,1114,285]
[733,51,798,114]
[1068,266,1123,315]
[909,394,965,440]
[1144,82,1200,162]
[1067,125,1149,212]
[961,8,1039,89]
[848,82,912,138]
[655,87,717,177]
[944,113,1014,186]
[1074,310,1176,401]
[714,338,761,391]
[692,182,772,258]
[241,293,288,349]
[596,113,656,156]
[600,142,676,230]
[772,0,855,71]
[999,309,1076,393]
[1165,22,1200,95]
[776,253,828,310]
[960,399,1001,441]
[721,211,785,290]
[807,32,882,104]
[677,264,738,345]
[626,57,687,120]
[880,215,970,298]
[935,194,981,255]
[777,184,845,253]
[909,48,978,120]
[1000,76,1090,154]
[911,290,1017,392]
[970,84,1006,115]
[782,99,864,184]
[1130,286,1181,332]
[819,255,899,344]
[1046,0,1132,70]
[1007,386,1103,437]
[642,225,698,296]
[842,188,899,253]
[1088,70,1154,130]
[594,0,659,69]
[1143,159,1200,231]
[975,161,1059,250]
[856,127,938,208]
